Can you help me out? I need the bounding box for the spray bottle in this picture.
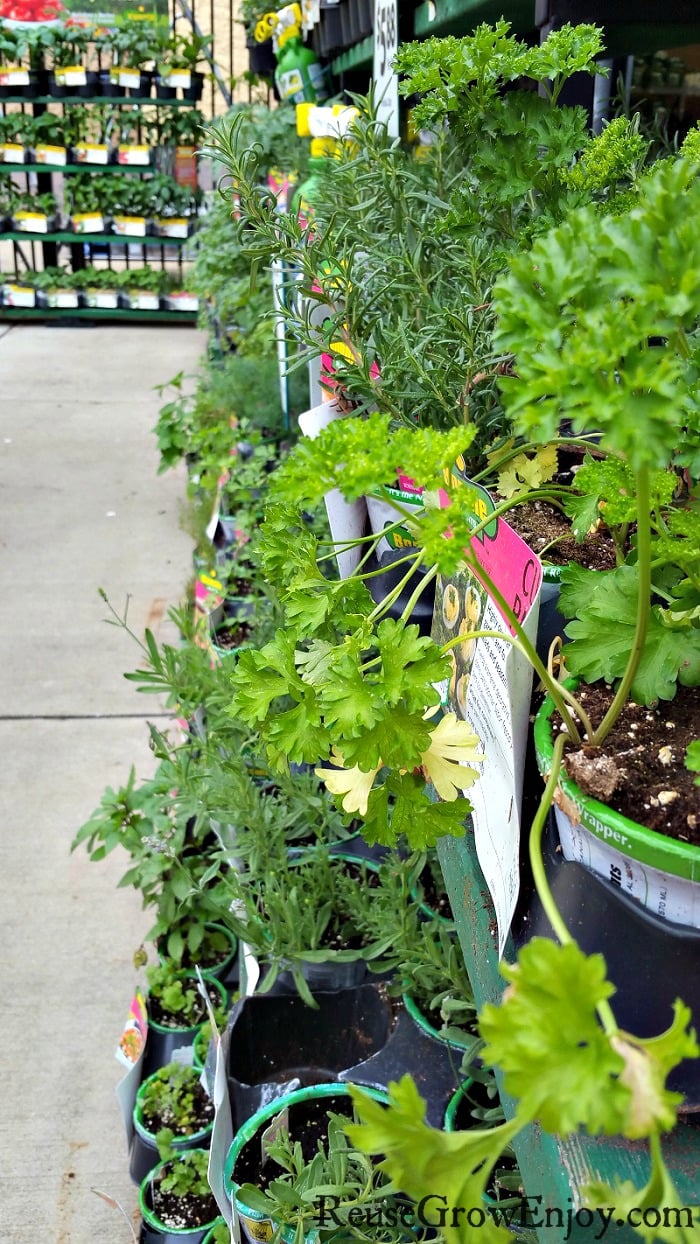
[255,3,330,105]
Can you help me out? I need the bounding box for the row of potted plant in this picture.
[196,19,700,1238]
[0,171,200,235]
[2,265,198,310]
[0,17,209,101]
[0,104,204,164]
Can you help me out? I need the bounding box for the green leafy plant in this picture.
[152,1142,212,1198]
[139,1060,214,1137]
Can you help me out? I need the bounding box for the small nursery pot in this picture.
[130,1065,214,1184]
[534,688,700,929]
[227,984,397,1126]
[402,991,474,1051]
[139,1149,220,1244]
[443,1079,478,1132]
[224,1083,387,1244]
[157,923,238,986]
[202,1223,229,1244]
[143,976,228,1078]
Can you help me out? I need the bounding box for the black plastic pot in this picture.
[99,70,125,97]
[47,72,66,98]
[352,0,372,37]
[224,1083,388,1244]
[183,71,204,101]
[139,1150,220,1244]
[226,983,397,1127]
[154,75,177,100]
[77,70,99,98]
[130,1065,214,1184]
[142,976,228,1079]
[512,815,700,1109]
[246,36,276,79]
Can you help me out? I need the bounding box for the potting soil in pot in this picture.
[233,1095,356,1192]
[149,1175,219,1230]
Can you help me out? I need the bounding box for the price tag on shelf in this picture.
[373,0,398,137]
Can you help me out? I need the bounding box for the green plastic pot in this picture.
[402,992,474,1051]
[224,1082,388,1244]
[144,976,228,1077]
[139,1149,221,1243]
[443,1079,476,1131]
[130,1063,214,1183]
[534,687,700,929]
[202,1220,229,1244]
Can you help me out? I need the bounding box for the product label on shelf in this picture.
[117,144,151,166]
[75,143,109,165]
[2,143,25,163]
[3,284,35,307]
[118,69,142,88]
[155,216,190,238]
[431,477,542,956]
[86,289,119,309]
[112,215,147,237]
[13,211,48,233]
[71,212,105,233]
[55,65,87,86]
[161,68,191,89]
[167,292,199,311]
[47,290,79,309]
[0,66,29,86]
[36,144,67,166]
[128,291,160,310]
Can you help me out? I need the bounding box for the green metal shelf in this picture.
[437,832,700,1242]
[331,35,374,74]
[0,305,197,323]
[0,230,191,245]
[413,0,535,38]
[0,162,155,175]
[0,94,194,106]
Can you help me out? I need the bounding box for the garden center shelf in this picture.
[0,305,197,323]
[0,231,190,245]
[3,163,164,175]
[0,95,194,107]
[438,831,700,1242]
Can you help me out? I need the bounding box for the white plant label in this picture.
[373,0,399,137]
[298,400,369,578]
[431,475,542,955]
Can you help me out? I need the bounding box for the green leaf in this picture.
[479,938,632,1136]
[686,740,700,785]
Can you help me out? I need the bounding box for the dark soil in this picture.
[554,683,699,844]
[213,621,251,650]
[234,1095,356,1192]
[507,500,619,570]
[149,1179,219,1230]
[142,1079,214,1136]
[148,981,222,1030]
[177,930,233,973]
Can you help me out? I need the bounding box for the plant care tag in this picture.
[298,399,369,578]
[36,144,67,165]
[373,0,398,137]
[208,1019,235,1223]
[162,68,191,89]
[76,143,109,164]
[156,216,190,238]
[114,990,148,1145]
[118,69,141,88]
[71,212,104,233]
[431,472,542,956]
[117,144,151,166]
[113,215,147,236]
[0,66,29,86]
[2,143,25,163]
[261,1108,289,1166]
[167,291,199,311]
[3,283,35,307]
[56,65,86,86]
[13,211,48,233]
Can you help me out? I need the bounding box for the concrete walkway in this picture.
[0,324,206,1243]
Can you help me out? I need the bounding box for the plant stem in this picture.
[400,564,438,624]
[592,465,651,745]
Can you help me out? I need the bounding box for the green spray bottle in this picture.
[255,3,330,105]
